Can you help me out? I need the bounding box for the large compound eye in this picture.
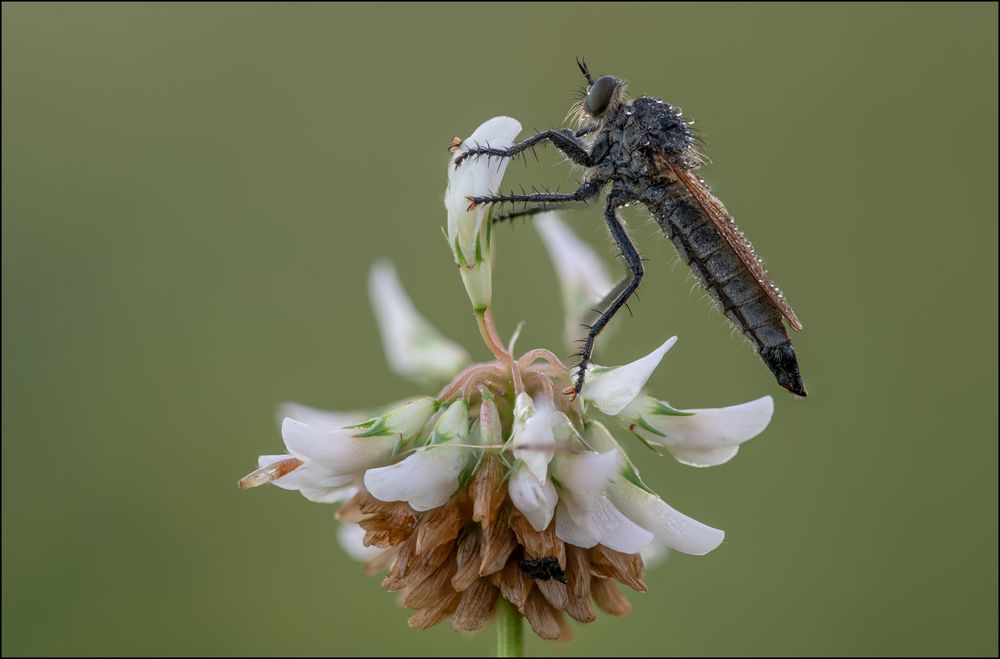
[585,75,619,117]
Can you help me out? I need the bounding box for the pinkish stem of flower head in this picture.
[437,363,506,403]
[510,359,525,396]
[518,349,570,374]
[477,308,512,365]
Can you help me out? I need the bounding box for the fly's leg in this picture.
[453,129,593,168]
[570,200,644,397]
[492,207,550,225]
[492,202,596,225]
[467,181,599,211]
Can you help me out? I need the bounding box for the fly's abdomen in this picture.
[646,190,806,395]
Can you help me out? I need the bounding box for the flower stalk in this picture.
[496,598,524,657]
[477,307,512,366]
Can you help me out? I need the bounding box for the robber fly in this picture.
[452,59,806,398]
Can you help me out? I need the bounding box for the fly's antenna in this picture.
[576,56,595,86]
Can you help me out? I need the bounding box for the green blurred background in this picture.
[3,3,997,656]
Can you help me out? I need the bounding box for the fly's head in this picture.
[567,58,630,130]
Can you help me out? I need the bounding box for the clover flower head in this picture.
[238,117,776,643]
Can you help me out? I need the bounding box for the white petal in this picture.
[275,402,366,432]
[336,522,383,562]
[554,500,599,549]
[446,117,523,215]
[608,481,724,556]
[511,396,555,481]
[445,116,522,310]
[551,449,619,514]
[299,484,357,504]
[257,454,352,491]
[368,260,469,384]
[281,418,398,475]
[588,496,655,554]
[363,446,469,512]
[350,397,439,443]
[555,496,654,554]
[640,543,669,568]
[534,213,615,346]
[581,337,678,415]
[668,445,741,468]
[428,400,471,445]
[626,395,774,467]
[479,398,503,446]
[508,465,557,532]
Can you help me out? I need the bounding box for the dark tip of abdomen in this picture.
[760,344,807,397]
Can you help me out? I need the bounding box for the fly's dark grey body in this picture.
[641,179,801,396]
[452,62,806,397]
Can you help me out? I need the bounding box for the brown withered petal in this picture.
[358,495,420,532]
[478,512,518,577]
[509,510,566,569]
[450,578,499,632]
[470,453,505,529]
[334,493,366,524]
[451,529,482,592]
[535,578,568,611]
[407,591,460,631]
[363,545,399,576]
[494,556,533,612]
[415,496,465,554]
[357,492,395,515]
[563,588,597,623]
[381,534,418,591]
[555,613,575,643]
[359,519,413,548]
[565,545,592,600]
[357,496,419,548]
[591,576,632,616]
[403,556,457,610]
[523,588,564,641]
[402,539,454,587]
[590,545,647,592]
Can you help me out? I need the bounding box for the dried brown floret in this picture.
[451,578,499,632]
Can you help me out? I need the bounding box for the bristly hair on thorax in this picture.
[566,79,711,171]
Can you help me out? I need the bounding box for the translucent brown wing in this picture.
[669,164,804,331]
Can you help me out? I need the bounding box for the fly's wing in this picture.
[669,164,804,331]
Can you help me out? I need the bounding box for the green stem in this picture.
[496,598,524,657]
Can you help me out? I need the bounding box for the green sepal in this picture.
[628,422,666,455]
[454,235,469,267]
[426,429,453,446]
[621,464,657,495]
[633,415,667,438]
[649,400,695,416]
[346,417,391,437]
[474,231,484,264]
[458,449,486,489]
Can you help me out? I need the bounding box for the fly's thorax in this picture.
[627,96,698,167]
[589,97,698,184]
